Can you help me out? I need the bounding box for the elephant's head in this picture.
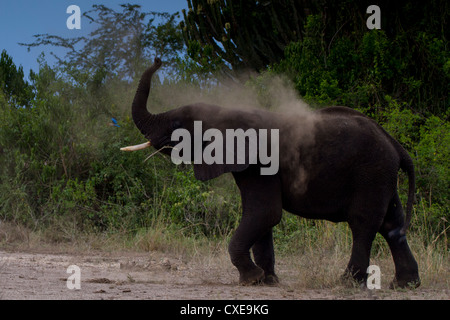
[123,57,279,181]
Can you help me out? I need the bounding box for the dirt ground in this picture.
[1,249,448,300]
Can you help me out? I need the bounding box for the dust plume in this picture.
[151,72,313,116]
[149,71,320,195]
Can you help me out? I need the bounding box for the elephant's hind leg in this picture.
[345,223,378,285]
[344,192,387,284]
[379,193,420,288]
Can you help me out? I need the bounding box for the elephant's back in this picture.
[316,106,368,118]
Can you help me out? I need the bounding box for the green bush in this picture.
[276,13,449,115]
[375,99,449,238]
[0,55,243,239]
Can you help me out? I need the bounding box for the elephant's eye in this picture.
[172,120,182,130]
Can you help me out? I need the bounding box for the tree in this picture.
[20,4,184,81]
[180,0,310,73]
[182,0,448,91]
[273,0,449,115]
[0,50,34,108]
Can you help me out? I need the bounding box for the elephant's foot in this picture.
[341,267,367,285]
[239,266,265,285]
[340,271,421,289]
[390,276,421,289]
[263,274,279,285]
[340,270,366,288]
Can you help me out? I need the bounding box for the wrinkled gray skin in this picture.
[129,58,420,288]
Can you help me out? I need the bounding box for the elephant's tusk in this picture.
[120,141,151,151]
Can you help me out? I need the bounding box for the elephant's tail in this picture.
[375,122,416,235]
[398,145,416,235]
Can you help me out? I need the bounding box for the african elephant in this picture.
[124,57,420,288]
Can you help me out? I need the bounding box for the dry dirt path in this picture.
[0,250,448,300]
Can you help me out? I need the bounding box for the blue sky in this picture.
[0,0,188,79]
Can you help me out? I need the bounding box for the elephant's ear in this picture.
[192,129,257,181]
[193,162,249,181]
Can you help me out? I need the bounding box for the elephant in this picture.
[124,57,420,288]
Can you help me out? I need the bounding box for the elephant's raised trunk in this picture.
[131,57,162,136]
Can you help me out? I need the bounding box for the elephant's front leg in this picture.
[230,172,282,285]
[228,218,266,285]
[252,229,279,284]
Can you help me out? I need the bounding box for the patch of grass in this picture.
[1,182,447,294]
[272,209,448,292]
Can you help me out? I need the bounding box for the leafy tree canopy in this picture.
[20,4,184,81]
[0,50,34,108]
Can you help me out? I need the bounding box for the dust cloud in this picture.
[143,69,321,195]
[151,71,313,117]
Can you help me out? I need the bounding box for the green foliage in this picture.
[0,50,34,107]
[0,50,240,238]
[415,116,449,207]
[181,0,307,73]
[21,4,184,80]
[277,15,343,105]
[377,98,422,150]
[157,168,240,236]
[377,100,449,238]
[275,9,449,115]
